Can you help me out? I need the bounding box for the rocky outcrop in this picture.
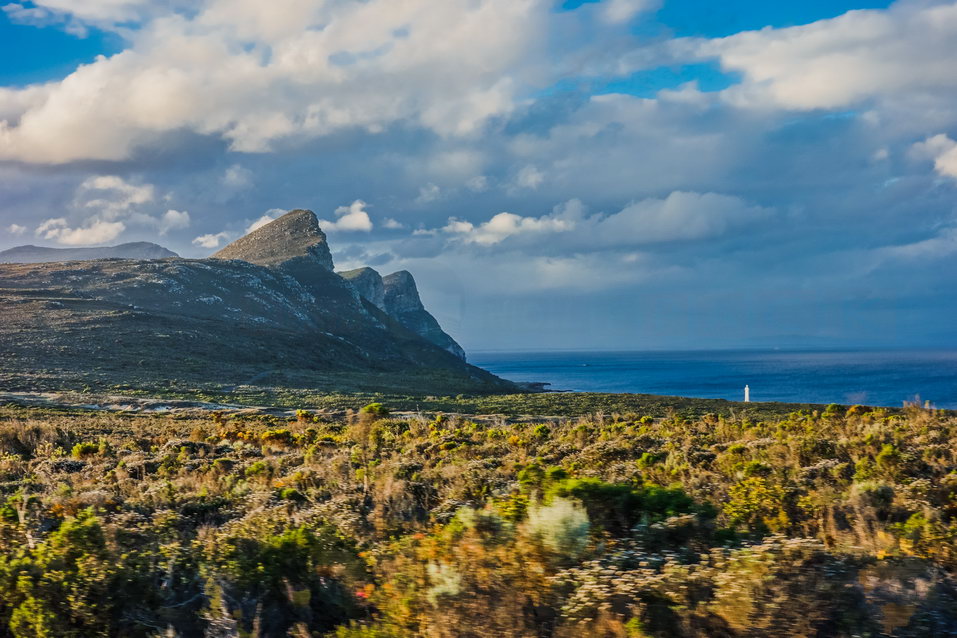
[339,267,386,311]
[0,242,178,264]
[339,266,467,361]
[383,271,467,361]
[212,209,334,271]
[338,267,467,361]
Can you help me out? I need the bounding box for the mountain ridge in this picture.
[0,210,510,395]
[0,242,178,263]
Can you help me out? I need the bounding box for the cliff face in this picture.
[339,267,386,311]
[338,266,467,361]
[382,271,467,361]
[212,209,334,271]
[0,210,509,395]
[0,242,178,264]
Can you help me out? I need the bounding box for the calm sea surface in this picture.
[469,350,957,409]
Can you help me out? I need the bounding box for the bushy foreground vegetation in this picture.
[0,401,954,637]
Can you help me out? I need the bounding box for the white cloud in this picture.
[159,209,190,234]
[589,191,770,245]
[435,192,768,249]
[320,200,374,232]
[697,2,957,110]
[601,0,659,24]
[192,231,232,249]
[514,165,545,190]
[466,175,490,192]
[1,2,88,35]
[75,175,155,219]
[876,227,957,261]
[56,174,194,239]
[415,183,441,204]
[22,0,155,23]
[222,164,253,189]
[913,134,957,179]
[443,209,574,245]
[0,0,550,163]
[36,217,125,246]
[6,223,27,236]
[3,3,53,23]
[383,218,405,229]
[443,219,475,234]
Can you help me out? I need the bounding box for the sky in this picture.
[1,0,957,352]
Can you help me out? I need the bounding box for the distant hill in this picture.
[0,210,510,395]
[0,242,178,264]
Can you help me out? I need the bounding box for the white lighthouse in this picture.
[744,385,750,403]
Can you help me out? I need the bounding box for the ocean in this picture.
[469,350,957,409]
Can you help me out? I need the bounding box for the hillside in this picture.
[0,242,178,263]
[0,211,512,395]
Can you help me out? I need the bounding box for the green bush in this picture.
[547,477,697,534]
[0,510,126,637]
[359,403,390,418]
[201,524,364,636]
[70,442,98,459]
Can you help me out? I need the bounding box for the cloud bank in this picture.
[2,0,957,349]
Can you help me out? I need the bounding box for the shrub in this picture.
[547,478,697,534]
[245,461,271,477]
[261,429,295,447]
[525,497,590,558]
[0,510,128,637]
[70,442,98,459]
[723,477,790,533]
[201,523,364,636]
[279,488,306,503]
[359,403,390,418]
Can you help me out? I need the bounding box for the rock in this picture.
[339,267,467,360]
[212,209,334,271]
[383,271,467,361]
[339,267,386,311]
[0,242,178,264]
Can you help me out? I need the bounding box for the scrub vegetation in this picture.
[0,399,954,637]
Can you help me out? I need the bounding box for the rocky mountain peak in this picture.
[382,270,423,313]
[338,267,466,360]
[339,267,386,311]
[212,209,334,270]
[380,270,467,361]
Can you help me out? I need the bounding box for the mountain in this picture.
[339,267,386,311]
[212,209,334,270]
[0,242,178,263]
[0,211,512,395]
[340,267,466,360]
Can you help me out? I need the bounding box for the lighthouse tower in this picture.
[744,385,751,403]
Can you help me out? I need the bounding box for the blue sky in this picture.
[1,0,956,351]
[651,0,894,36]
[0,12,118,85]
